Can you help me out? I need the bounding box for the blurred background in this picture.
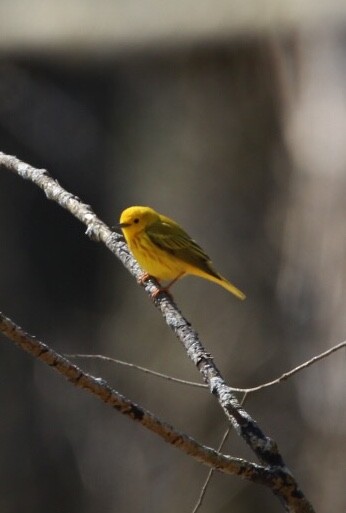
[0,2,346,512]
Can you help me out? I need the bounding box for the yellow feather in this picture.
[119,206,245,300]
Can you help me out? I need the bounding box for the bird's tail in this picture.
[207,274,246,300]
[219,277,246,300]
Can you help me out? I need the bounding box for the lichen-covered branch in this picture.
[0,310,312,512]
[0,311,262,479]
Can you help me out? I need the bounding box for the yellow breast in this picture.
[128,233,184,281]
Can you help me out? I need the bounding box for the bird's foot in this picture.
[150,286,173,300]
[137,272,152,286]
[137,273,173,299]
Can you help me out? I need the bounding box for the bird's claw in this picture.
[150,286,173,299]
[137,272,152,286]
[137,273,173,300]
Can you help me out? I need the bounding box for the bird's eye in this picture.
[133,218,139,224]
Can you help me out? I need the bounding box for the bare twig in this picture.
[192,393,249,513]
[68,353,207,388]
[192,428,231,513]
[229,341,346,394]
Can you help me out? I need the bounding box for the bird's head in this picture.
[118,206,160,236]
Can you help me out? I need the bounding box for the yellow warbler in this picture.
[118,206,245,300]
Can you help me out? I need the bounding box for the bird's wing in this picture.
[146,219,221,279]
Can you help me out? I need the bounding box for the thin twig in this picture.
[229,341,346,394]
[192,393,249,513]
[192,428,231,513]
[67,353,207,388]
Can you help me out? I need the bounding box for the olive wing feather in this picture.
[146,218,221,279]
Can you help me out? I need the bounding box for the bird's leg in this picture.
[151,272,184,299]
[138,272,184,299]
[164,272,184,290]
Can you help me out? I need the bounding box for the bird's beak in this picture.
[111,222,130,232]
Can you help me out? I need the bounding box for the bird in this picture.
[118,206,245,300]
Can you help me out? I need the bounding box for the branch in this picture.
[0,310,270,484]
[0,152,315,513]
